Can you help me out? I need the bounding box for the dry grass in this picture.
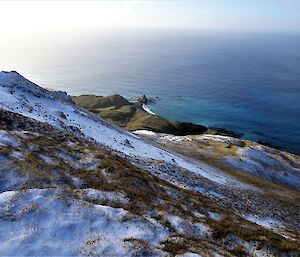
[1,109,300,256]
[161,137,300,200]
[208,217,300,252]
[161,236,232,257]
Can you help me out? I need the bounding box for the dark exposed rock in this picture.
[136,95,156,107]
[59,112,67,119]
[208,127,243,138]
[169,120,208,135]
[68,125,84,136]
[257,140,282,150]
[138,95,148,104]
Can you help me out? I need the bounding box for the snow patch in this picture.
[195,134,244,146]
[0,188,169,256]
[161,135,192,142]
[75,189,129,205]
[226,146,300,190]
[133,130,157,136]
[10,150,24,160]
[38,154,59,165]
[244,214,283,230]
[208,212,223,221]
[0,130,20,147]
[167,214,210,238]
[177,253,203,257]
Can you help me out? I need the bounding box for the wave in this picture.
[142,104,156,115]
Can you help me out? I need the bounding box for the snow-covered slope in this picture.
[0,71,247,189]
[0,188,168,256]
[1,72,300,256]
[0,110,299,256]
[227,145,300,190]
[135,131,300,191]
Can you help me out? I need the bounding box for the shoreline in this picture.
[142,103,156,116]
[137,96,298,155]
[72,93,298,155]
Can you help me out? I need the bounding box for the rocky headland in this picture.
[72,94,243,137]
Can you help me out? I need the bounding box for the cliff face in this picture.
[0,72,300,256]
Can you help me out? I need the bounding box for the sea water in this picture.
[1,30,299,154]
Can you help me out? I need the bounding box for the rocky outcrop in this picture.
[208,127,244,138]
[138,94,148,104]
[169,120,208,135]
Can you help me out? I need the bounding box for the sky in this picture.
[0,0,300,36]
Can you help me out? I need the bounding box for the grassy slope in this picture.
[72,95,207,135]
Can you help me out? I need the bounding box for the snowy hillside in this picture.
[0,71,248,188]
[0,72,300,256]
[134,131,300,191]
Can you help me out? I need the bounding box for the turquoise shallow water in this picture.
[1,30,300,154]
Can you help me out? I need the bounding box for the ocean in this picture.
[1,30,300,154]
